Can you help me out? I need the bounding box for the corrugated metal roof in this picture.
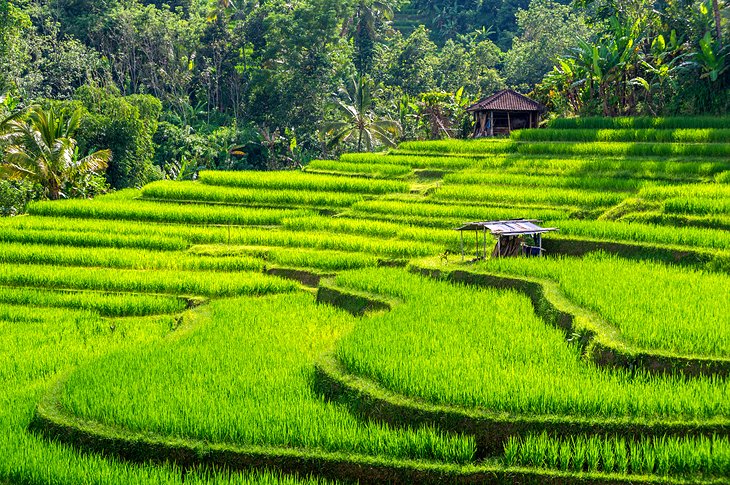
[466,89,545,113]
[456,219,558,236]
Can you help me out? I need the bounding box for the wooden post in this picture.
[489,111,494,136]
[496,236,501,259]
[475,229,479,258]
[507,111,511,134]
[537,233,542,257]
[483,227,487,259]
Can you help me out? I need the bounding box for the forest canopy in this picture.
[0,0,728,191]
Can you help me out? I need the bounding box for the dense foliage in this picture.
[1,1,725,186]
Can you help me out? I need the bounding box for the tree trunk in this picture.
[713,0,723,49]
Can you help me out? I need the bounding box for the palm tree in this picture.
[320,76,401,152]
[342,0,395,75]
[1,106,111,200]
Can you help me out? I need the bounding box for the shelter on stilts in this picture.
[455,219,558,260]
[466,89,545,137]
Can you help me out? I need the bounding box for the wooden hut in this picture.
[455,219,558,260]
[466,89,545,137]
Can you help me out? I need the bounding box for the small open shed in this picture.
[455,219,558,260]
[466,89,546,137]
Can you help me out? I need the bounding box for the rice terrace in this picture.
[0,114,727,484]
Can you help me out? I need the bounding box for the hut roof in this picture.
[456,219,558,236]
[466,89,545,113]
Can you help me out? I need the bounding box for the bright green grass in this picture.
[199,170,409,194]
[0,264,296,297]
[481,253,730,358]
[142,181,364,208]
[553,219,730,250]
[0,242,264,272]
[433,184,624,209]
[281,215,461,246]
[397,139,515,154]
[339,152,480,169]
[492,155,730,181]
[443,171,644,192]
[0,310,325,485]
[0,286,186,317]
[189,245,380,271]
[513,128,730,143]
[516,142,730,158]
[305,159,412,178]
[547,116,730,130]
[0,217,439,258]
[61,293,475,463]
[351,200,570,224]
[29,198,311,225]
[0,226,187,251]
[335,268,730,419]
[619,211,730,231]
[504,432,730,477]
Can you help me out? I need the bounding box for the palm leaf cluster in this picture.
[1,106,110,200]
[321,76,401,152]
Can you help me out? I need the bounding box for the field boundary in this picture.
[31,378,710,485]
[314,354,730,460]
[409,263,730,378]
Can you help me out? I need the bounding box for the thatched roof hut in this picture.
[466,89,545,137]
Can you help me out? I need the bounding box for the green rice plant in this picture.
[482,253,730,358]
[280,215,461,246]
[351,200,570,225]
[305,159,412,178]
[397,139,516,154]
[573,436,587,472]
[585,436,601,472]
[0,226,187,251]
[0,264,296,297]
[663,197,730,216]
[0,303,100,325]
[0,217,441,258]
[492,155,730,182]
[444,171,644,192]
[554,219,730,250]
[0,242,265,272]
[640,183,730,200]
[142,181,364,208]
[513,128,730,143]
[516,141,730,158]
[614,438,629,474]
[629,440,644,474]
[189,245,379,271]
[29,198,311,225]
[199,170,409,194]
[339,152,481,169]
[433,184,624,209]
[335,268,730,420]
[547,116,730,130]
[503,436,520,467]
[618,212,730,231]
[61,293,476,464]
[505,434,730,478]
[0,286,186,317]
[558,440,572,471]
[601,437,616,472]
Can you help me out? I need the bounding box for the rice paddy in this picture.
[3,119,729,484]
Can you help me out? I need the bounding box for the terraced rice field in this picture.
[2,117,730,484]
